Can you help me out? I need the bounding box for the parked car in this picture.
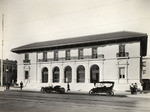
[89,81,115,96]
[41,85,65,94]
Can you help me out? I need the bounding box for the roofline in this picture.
[11,31,148,56]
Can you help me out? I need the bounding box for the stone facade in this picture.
[16,41,142,92]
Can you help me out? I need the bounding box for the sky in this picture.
[0,0,150,60]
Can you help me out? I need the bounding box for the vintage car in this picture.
[41,85,65,94]
[89,81,115,96]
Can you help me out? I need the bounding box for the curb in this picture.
[3,89,127,97]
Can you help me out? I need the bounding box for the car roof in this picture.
[96,81,114,84]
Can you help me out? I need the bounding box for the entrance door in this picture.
[64,66,72,83]
[90,65,99,83]
[42,67,48,83]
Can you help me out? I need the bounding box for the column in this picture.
[100,61,104,81]
[72,62,76,83]
[49,63,52,83]
[59,63,64,83]
[85,61,90,83]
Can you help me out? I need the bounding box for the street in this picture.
[0,90,150,112]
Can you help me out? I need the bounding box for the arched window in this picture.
[90,65,99,83]
[77,65,85,83]
[53,67,60,83]
[42,67,48,83]
[64,66,72,83]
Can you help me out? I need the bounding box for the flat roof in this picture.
[11,31,148,56]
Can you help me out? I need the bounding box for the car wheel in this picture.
[106,92,111,96]
[89,90,94,95]
[111,91,114,96]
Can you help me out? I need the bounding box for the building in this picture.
[11,31,148,92]
[0,59,17,85]
[142,57,150,91]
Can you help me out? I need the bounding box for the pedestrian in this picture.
[20,81,23,90]
[8,82,10,90]
[134,83,138,94]
[67,83,70,91]
[130,83,134,94]
[6,82,8,90]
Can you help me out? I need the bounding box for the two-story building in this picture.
[142,57,150,91]
[11,31,148,92]
[0,59,17,85]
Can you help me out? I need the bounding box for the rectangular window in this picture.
[25,53,29,60]
[25,71,29,79]
[8,66,12,73]
[119,44,125,53]
[54,51,58,61]
[118,44,125,57]
[24,53,30,63]
[119,67,125,79]
[78,49,83,59]
[66,50,70,60]
[143,70,146,75]
[3,65,4,72]
[142,61,146,67]
[43,52,47,62]
[92,47,97,59]
[13,68,16,74]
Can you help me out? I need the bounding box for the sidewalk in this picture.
[1,86,150,99]
[127,92,150,98]
[0,86,5,91]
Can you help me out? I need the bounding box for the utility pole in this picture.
[1,14,4,86]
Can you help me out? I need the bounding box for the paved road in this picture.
[0,90,150,112]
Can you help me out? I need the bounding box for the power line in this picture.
[2,0,127,27]
[3,16,150,42]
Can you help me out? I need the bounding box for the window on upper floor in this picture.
[54,51,58,61]
[78,49,83,59]
[25,53,29,60]
[119,67,125,79]
[8,66,12,73]
[92,47,97,59]
[142,61,146,67]
[13,67,16,74]
[65,50,70,60]
[143,70,146,75]
[24,53,30,63]
[118,44,125,57]
[43,52,47,62]
[117,44,129,57]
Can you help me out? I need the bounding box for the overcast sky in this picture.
[0,0,150,60]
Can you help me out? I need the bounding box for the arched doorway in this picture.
[77,65,85,83]
[53,66,60,83]
[64,66,72,83]
[42,67,48,83]
[90,65,99,83]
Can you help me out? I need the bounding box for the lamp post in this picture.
[1,14,4,86]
